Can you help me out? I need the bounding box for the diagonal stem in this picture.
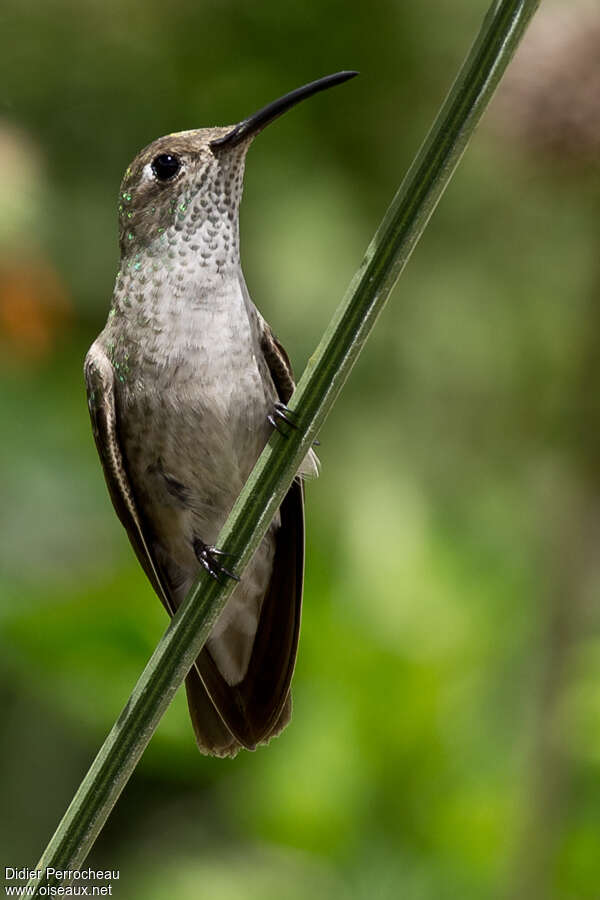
[28,0,540,892]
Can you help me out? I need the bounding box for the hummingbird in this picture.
[84,71,357,757]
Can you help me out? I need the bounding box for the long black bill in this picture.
[211,70,358,149]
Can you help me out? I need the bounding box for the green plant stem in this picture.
[28,0,539,891]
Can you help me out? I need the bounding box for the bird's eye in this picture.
[151,153,182,181]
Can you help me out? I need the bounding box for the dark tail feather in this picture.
[185,669,292,758]
[185,671,241,758]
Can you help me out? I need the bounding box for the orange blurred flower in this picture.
[0,253,71,359]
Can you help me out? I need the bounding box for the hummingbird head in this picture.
[117,127,247,263]
[117,71,358,271]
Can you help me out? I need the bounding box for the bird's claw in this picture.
[268,401,299,438]
[194,540,240,582]
[268,402,321,447]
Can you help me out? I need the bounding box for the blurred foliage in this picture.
[1,1,600,898]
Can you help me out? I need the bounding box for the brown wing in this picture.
[84,343,170,608]
[85,341,244,757]
[260,323,296,403]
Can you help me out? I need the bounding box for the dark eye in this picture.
[151,153,181,181]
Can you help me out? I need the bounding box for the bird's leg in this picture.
[193,539,240,582]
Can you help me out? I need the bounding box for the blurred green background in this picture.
[2,1,599,897]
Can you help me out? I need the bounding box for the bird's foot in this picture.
[268,401,321,446]
[193,540,240,582]
[267,401,298,437]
